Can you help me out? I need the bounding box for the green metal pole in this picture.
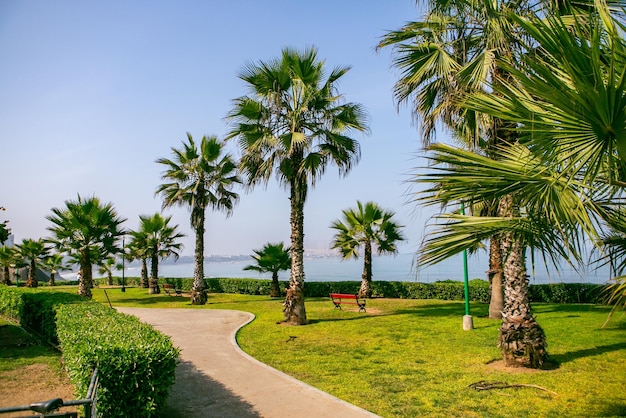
[461,203,473,330]
[462,240,470,316]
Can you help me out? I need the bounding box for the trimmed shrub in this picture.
[89,276,606,303]
[529,283,604,304]
[56,302,179,418]
[0,287,83,343]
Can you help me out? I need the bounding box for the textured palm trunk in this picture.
[2,266,10,285]
[191,210,207,305]
[498,195,547,368]
[359,240,373,298]
[106,271,113,286]
[140,259,149,288]
[78,250,93,299]
[25,260,38,288]
[149,252,160,294]
[488,236,504,319]
[283,179,307,325]
[270,271,281,298]
[48,272,55,286]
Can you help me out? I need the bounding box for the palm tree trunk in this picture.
[140,259,149,288]
[359,239,373,298]
[271,271,280,298]
[2,266,10,285]
[191,209,207,305]
[149,253,160,294]
[284,179,307,325]
[498,195,547,368]
[26,260,38,288]
[48,272,55,286]
[106,271,113,286]
[488,236,504,319]
[78,250,93,299]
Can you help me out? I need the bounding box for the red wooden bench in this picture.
[163,283,182,296]
[329,293,366,313]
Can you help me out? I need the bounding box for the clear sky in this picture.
[0,1,438,257]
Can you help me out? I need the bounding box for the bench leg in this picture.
[332,302,342,310]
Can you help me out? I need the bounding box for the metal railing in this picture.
[0,368,99,417]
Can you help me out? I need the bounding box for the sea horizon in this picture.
[82,252,613,285]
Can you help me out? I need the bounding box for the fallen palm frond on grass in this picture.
[469,380,558,395]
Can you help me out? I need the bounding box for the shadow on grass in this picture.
[597,401,626,417]
[0,324,59,361]
[532,303,609,315]
[551,342,626,364]
[159,360,260,418]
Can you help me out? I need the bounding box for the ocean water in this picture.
[106,252,612,284]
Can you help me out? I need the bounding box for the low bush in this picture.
[56,302,179,418]
[144,277,606,304]
[0,287,83,343]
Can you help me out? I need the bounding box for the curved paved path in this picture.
[116,308,379,418]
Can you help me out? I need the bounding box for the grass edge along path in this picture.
[87,288,626,417]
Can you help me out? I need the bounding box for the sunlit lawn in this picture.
[88,286,626,417]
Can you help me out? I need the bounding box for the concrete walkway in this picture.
[116,308,379,418]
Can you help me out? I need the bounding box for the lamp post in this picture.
[461,202,474,331]
[121,236,126,292]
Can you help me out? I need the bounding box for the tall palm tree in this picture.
[43,253,66,286]
[16,238,50,288]
[244,242,291,298]
[227,46,369,325]
[133,213,184,294]
[0,245,16,285]
[156,134,240,305]
[47,195,126,299]
[376,0,538,320]
[462,4,626,328]
[331,201,405,298]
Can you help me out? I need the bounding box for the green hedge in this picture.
[150,277,606,304]
[0,287,84,344]
[0,287,179,417]
[56,302,179,418]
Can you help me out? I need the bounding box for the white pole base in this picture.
[463,315,474,331]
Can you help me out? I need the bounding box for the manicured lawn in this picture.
[89,286,626,417]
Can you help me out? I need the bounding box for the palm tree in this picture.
[376,0,537,320]
[98,257,117,286]
[133,213,185,294]
[461,4,626,328]
[47,195,126,299]
[227,46,369,325]
[331,201,405,298]
[0,245,16,285]
[376,0,598,319]
[156,134,240,305]
[16,238,50,288]
[43,253,66,286]
[244,242,291,297]
[0,206,9,246]
[127,233,150,288]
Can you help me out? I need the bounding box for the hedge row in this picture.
[0,287,83,343]
[141,277,606,304]
[56,302,179,418]
[0,287,179,417]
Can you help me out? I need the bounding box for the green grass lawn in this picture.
[88,287,626,417]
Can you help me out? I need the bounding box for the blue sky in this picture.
[0,1,439,257]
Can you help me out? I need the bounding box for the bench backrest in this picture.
[330,293,358,300]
